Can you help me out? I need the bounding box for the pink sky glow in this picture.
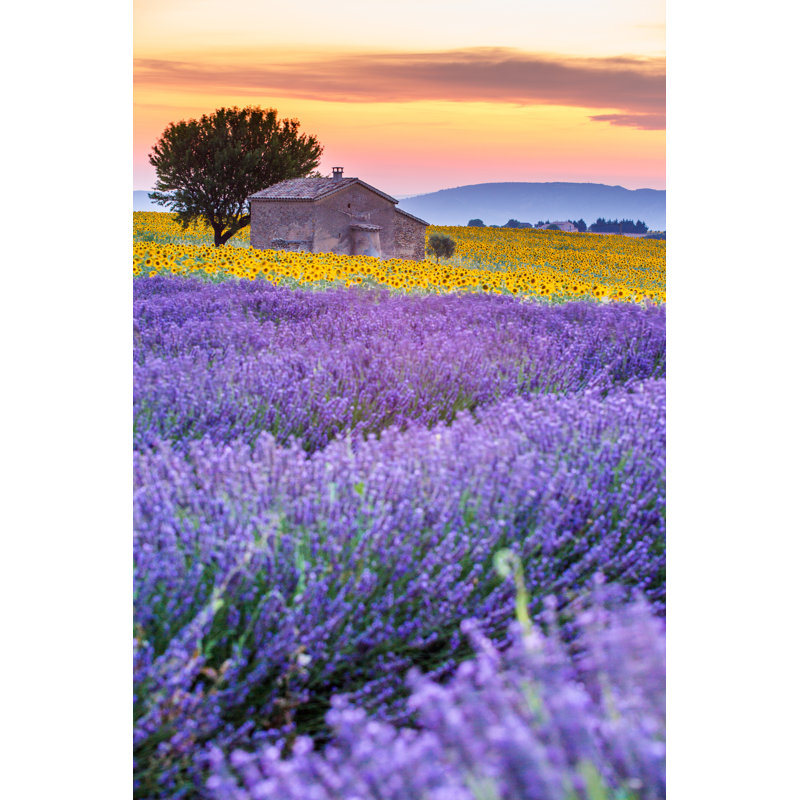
[134,1,665,195]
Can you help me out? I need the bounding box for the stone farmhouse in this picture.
[534,221,577,232]
[248,168,429,260]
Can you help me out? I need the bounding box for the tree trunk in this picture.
[213,217,250,247]
[218,228,238,246]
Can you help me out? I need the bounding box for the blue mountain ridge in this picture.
[396,182,665,230]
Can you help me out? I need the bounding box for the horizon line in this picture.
[134,180,666,195]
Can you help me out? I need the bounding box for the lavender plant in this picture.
[205,580,665,800]
[133,279,666,797]
[134,381,665,796]
[134,278,665,453]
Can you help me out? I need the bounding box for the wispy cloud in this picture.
[589,113,665,129]
[134,47,665,127]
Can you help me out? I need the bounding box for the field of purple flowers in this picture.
[134,277,666,799]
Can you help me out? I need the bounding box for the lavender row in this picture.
[206,581,665,800]
[134,278,665,453]
[134,380,665,796]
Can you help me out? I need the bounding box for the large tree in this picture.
[148,106,323,246]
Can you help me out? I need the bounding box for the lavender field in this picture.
[134,277,666,799]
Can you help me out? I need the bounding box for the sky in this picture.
[133,0,665,195]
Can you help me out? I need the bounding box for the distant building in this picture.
[248,168,429,260]
[534,221,577,232]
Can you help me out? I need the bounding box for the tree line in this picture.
[588,218,649,233]
[468,218,649,233]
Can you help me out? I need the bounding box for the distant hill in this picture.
[397,182,666,231]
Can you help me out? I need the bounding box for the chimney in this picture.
[332,167,343,182]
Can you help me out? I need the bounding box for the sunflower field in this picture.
[133,212,665,303]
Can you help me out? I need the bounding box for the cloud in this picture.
[134,47,665,126]
[589,113,665,130]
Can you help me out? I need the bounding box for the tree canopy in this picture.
[588,218,648,234]
[427,233,456,263]
[148,106,323,246]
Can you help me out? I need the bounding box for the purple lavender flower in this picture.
[134,278,665,453]
[133,280,666,797]
[206,583,665,800]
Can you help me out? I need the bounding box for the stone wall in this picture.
[350,227,382,258]
[313,184,397,257]
[250,202,315,250]
[393,212,427,261]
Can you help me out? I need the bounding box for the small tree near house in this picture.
[427,233,456,263]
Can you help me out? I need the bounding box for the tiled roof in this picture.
[394,207,429,226]
[249,177,398,204]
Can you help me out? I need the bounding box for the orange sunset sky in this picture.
[134,0,665,196]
